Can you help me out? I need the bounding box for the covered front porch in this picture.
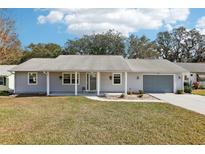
[45,71,128,96]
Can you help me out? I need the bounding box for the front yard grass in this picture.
[0,96,205,144]
[192,89,205,96]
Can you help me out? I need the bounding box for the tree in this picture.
[63,30,126,56]
[0,9,22,64]
[155,26,205,62]
[21,43,62,62]
[127,34,158,59]
[155,31,173,60]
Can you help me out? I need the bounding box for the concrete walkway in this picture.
[86,96,165,103]
[150,93,205,115]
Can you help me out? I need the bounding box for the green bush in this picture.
[0,91,10,96]
[119,93,125,98]
[199,85,205,89]
[127,90,132,95]
[176,90,184,94]
[184,82,190,87]
[138,94,143,98]
[184,86,192,93]
[139,90,144,94]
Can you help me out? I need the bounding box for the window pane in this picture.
[0,77,3,85]
[29,73,37,84]
[113,74,121,84]
[63,74,70,84]
[71,74,75,84]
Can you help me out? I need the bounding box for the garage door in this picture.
[143,75,173,93]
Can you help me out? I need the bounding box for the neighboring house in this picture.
[0,65,16,92]
[10,55,188,95]
[177,63,205,86]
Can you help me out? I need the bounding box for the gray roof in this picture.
[0,65,17,76]
[10,58,54,72]
[10,55,188,73]
[11,55,130,72]
[177,63,205,73]
[126,59,189,73]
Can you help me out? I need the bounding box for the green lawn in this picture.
[192,89,205,96]
[0,96,205,144]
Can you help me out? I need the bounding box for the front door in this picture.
[86,73,97,91]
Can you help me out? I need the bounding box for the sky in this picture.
[7,8,205,47]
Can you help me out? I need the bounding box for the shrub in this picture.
[193,82,199,89]
[138,94,143,98]
[127,89,132,95]
[176,90,184,94]
[184,86,192,93]
[0,91,10,96]
[119,93,125,98]
[199,85,205,89]
[138,90,144,94]
[184,82,190,87]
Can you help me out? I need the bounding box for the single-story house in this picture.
[10,55,188,95]
[0,65,16,92]
[177,63,205,86]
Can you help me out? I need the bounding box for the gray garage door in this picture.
[143,75,173,93]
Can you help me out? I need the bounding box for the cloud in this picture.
[196,16,205,34]
[37,8,190,36]
[37,10,64,24]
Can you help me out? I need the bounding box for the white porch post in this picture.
[75,72,78,96]
[124,72,127,95]
[46,72,50,96]
[97,72,100,95]
[182,73,185,91]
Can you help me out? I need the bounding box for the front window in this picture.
[63,74,71,84]
[0,76,5,85]
[62,73,80,85]
[112,73,122,85]
[28,72,37,85]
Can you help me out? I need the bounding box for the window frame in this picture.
[0,76,4,86]
[62,72,80,85]
[112,73,122,85]
[28,72,38,85]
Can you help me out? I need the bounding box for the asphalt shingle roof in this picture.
[177,63,205,73]
[10,55,188,73]
[126,59,189,73]
[0,65,17,76]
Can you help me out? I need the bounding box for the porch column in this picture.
[182,73,185,91]
[75,72,78,96]
[46,72,50,96]
[124,72,127,95]
[97,72,100,95]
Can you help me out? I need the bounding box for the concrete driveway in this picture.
[150,93,205,116]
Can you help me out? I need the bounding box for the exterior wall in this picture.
[15,72,46,94]
[50,72,86,93]
[14,71,184,94]
[175,73,184,92]
[127,73,143,92]
[100,72,125,92]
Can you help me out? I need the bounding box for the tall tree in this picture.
[64,30,126,56]
[21,43,62,62]
[127,34,158,59]
[0,9,22,64]
[155,26,205,62]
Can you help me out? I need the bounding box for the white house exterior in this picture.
[177,63,205,86]
[0,65,16,92]
[10,55,188,95]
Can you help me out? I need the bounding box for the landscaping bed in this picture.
[104,93,159,101]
